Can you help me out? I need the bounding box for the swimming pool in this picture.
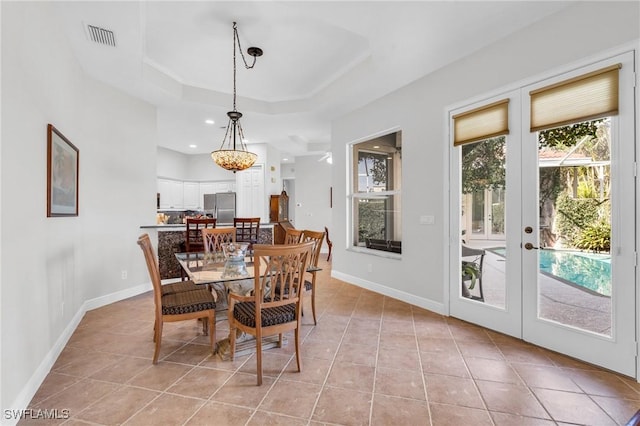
[490,248,611,296]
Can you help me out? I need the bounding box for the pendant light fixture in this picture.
[211,22,262,172]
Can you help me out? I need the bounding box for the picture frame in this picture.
[47,124,79,217]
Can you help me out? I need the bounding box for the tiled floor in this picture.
[21,258,640,425]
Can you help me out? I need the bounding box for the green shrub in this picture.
[554,193,600,246]
[575,222,611,252]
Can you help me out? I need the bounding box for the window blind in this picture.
[530,64,621,132]
[453,99,509,146]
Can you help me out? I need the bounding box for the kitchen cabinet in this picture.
[157,178,184,209]
[158,179,235,211]
[183,182,200,209]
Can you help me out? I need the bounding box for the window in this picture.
[350,131,402,253]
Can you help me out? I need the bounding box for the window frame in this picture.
[347,129,402,257]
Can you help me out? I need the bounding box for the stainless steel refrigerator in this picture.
[211,192,236,224]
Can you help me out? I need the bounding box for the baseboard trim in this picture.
[7,281,152,425]
[331,270,446,315]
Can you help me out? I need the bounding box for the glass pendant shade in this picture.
[211,149,257,172]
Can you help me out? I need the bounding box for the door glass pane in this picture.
[471,191,485,236]
[461,136,506,308]
[536,118,612,336]
[490,189,505,237]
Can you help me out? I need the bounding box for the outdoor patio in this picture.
[465,246,612,336]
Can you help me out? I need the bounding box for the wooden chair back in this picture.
[202,227,236,253]
[301,229,325,269]
[283,228,304,244]
[227,241,313,385]
[137,233,216,363]
[137,233,164,315]
[185,218,216,252]
[233,217,260,247]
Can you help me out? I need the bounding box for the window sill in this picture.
[347,246,402,260]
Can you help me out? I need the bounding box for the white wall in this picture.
[331,1,640,310]
[293,155,332,236]
[1,1,157,414]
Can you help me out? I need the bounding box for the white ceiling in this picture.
[52,1,571,161]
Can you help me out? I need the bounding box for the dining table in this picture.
[173,250,324,360]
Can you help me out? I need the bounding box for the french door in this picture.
[450,52,636,376]
[465,188,506,241]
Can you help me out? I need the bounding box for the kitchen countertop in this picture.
[140,222,274,229]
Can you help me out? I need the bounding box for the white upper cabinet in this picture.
[183,182,200,209]
[158,178,184,209]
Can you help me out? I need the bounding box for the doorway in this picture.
[449,52,636,377]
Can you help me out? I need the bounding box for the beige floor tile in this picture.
[335,342,377,367]
[476,380,550,419]
[510,363,582,392]
[211,372,275,408]
[31,379,120,418]
[456,339,504,361]
[429,402,493,426]
[591,395,640,425]
[424,373,484,408]
[420,351,470,378]
[377,345,421,371]
[123,393,205,425]
[167,367,232,399]
[258,379,322,418]
[465,357,524,385]
[280,355,332,385]
[376,367,426,400]
[370,394,429,426]
[89,356,153,384]
[185,401,253,426]
[490,412,556,425]
[127,361,193,391]
[74,385,158,424]
[24,259,640,426]
[163,342,215,365]
[248,411,309,425]
[326,361,375,392]
[532,388,616,425]
[312,386,372,426]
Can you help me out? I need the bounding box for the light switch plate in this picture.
[420,215,435,225]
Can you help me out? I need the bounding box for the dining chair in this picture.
[324,226,333,261]
[185,218,217,252]
[461,244,485,301]
[283,228,304,244]
[300,229,325,325]
[233,217,260,249]
[137,233,216,364]
[202,227,236,253]
[227,241,313,385]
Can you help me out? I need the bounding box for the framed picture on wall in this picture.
[47,124,79,217]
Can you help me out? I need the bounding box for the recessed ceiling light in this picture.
[373,145,380,149]
[283,158,288,162]
[205,119,215,125]
[189,144,197,149]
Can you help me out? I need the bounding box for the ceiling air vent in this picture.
[86,24,116,47]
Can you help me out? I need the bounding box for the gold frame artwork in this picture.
[47,124,79,217]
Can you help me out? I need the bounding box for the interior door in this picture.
[520,53,636,376]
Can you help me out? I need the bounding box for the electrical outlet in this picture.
[121,270,128,280]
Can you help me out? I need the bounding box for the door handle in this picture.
[524,242,539,250]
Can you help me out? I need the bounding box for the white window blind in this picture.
[453,99,509,146]
[530,64,621,132]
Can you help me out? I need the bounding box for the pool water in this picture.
[491,248,611,296]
